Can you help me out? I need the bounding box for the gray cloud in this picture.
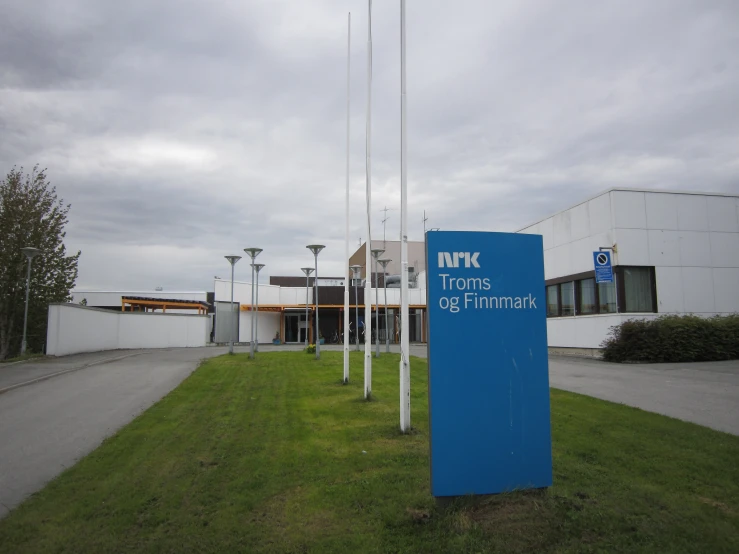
[1,0,738,290]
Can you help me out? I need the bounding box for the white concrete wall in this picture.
[46,304,207,356]
[519,189,739,348]
[546,313,660,349]
[238,310,281,343]
[215,280,310,307]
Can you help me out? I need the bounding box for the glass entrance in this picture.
[285,313,309,343]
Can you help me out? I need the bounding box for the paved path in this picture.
[547,356,739,436]
[0,346,232,518]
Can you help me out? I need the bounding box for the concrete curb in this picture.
[0,352,144,395]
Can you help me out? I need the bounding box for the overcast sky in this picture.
[2,0,737,291]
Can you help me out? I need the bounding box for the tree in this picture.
[0,166,80,360]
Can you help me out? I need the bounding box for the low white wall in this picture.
[46,304,208,356]
[546,313,660,349]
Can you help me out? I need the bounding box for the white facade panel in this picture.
[645,192,679,230]
[648,230,681,266]
[713,268,739,313]
[677,195,709,231]
[678,231,712,267]
[569,202,590,242]
[655,267,684,313]
[551,211,572,248]
[546,314,659,349]
[612,191,647,229]
[706,196,739,233]
[539,218,555,250]
[613,229,650,266]
[681,267,715,313]
[588,193,612,235]
[709,232,739,268]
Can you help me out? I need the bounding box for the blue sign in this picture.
[426,231,552,497]
[593,251,613,283]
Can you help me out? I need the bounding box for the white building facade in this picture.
[518,188,739,351]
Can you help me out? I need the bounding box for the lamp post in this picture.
[378,258,391,353]
[371,248,384,357]
[301,267,314,347]
[20,247,41,356]
[252,263,265,352]
[243,247,262,359]
[350,264,362,351]
[224,255,242,355]
[306,245,325,360]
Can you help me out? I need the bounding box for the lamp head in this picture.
[370,248,385,260]
[224,255,242,266]
[252,263,265,273]
[378,258,391,269]
[21,247,42,260]
[306,244,325,256]
[243,247,263,260]
[301,267,315,276]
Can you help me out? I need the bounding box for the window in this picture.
[578,278,596,314]
[598,282,617,313]
[546,285,559,317]
[560,282,575,316]
[623,267,653,312]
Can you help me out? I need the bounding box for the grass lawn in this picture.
[0,352,738,553]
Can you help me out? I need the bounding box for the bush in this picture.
[601,314,739,363]
[304,344,316,354]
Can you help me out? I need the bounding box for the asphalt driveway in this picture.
[0,346,230,518]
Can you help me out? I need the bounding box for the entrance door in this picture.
[285,314,300,343]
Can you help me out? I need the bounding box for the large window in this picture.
[622,267,654,312]
[545,266,656,318]
[578,278,596,314]
[598,282,617,313]
[546,285,559,317]
[560,282,575,316]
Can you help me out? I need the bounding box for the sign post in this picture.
[426,231,552,497]
[593,251,613,283]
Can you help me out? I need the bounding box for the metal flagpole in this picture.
[399,0,411,432]
[343,11,351,384]
[364,0,373,399]
[301,267,314,347]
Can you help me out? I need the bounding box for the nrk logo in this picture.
[438,251,481,269]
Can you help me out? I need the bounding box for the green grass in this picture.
[1,352,738,553]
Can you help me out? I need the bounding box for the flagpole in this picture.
[364,0,373,399]
[399,0,411,432]
[343,12,351,384]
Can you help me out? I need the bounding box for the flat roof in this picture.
[517,187,739,232]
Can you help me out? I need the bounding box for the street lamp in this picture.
[300,267,314,347]
[243,247,262,359]
[224,255,242,355]
[378,258,391,353]
[371,248,384,357]
[252,263,265,352]
[20,247,41,355]
[306,245,325,360]
[350,264,362,351]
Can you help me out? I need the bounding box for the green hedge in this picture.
[601,314,739,363]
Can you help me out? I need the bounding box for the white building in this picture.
[518,188,739,353]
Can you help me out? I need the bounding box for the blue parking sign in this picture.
[593,251,613,283]
[426,231,552,497]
